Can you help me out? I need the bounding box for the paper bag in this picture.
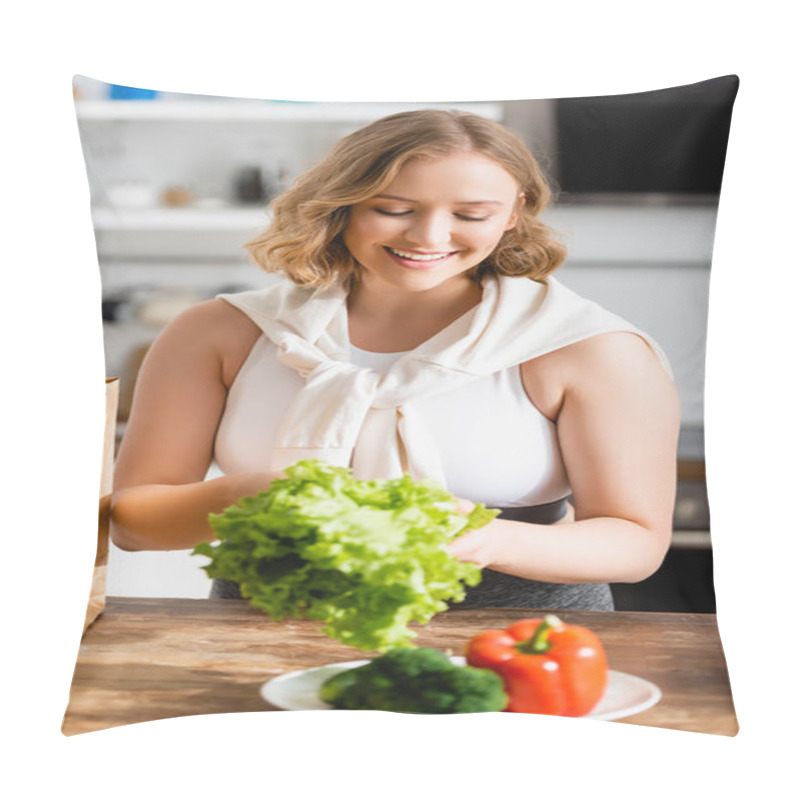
[82,377,119,634]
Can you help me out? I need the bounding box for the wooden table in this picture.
[61,597,738,736]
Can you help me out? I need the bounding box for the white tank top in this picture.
[214,337,571,508]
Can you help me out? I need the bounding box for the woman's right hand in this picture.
[110,299,266,552]
[230,470,285,500]
[110,470,282,552]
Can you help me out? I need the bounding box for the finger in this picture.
[455,497,476,514]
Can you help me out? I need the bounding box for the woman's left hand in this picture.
[450,332,680,586]
[447,496,501,567]
[446,525,496,568]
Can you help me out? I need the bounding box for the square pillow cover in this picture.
[62,75,739,735]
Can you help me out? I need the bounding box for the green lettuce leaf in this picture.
[193,459,499,651]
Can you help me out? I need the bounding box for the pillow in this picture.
[63,75,739,736]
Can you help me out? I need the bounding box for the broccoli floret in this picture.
[319,647,508,714]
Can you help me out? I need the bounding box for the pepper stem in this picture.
[517,614,562,654]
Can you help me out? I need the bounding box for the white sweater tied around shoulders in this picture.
[219,275,670,486]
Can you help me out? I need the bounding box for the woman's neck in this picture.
[347,275,483,352]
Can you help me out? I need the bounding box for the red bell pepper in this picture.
[465,615,608,716]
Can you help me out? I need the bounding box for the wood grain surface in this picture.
[62,597,738,736]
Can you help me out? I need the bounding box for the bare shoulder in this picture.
[561,331,668,377]
[164,297,260,338]
[521,332,674,420]
[148,298,263,387]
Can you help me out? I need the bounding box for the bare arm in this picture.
[448,332,680,584]
[110,299,277,551]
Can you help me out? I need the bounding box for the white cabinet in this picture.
[75,99,504,122]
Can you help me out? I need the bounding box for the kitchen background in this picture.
[73,74,737,612]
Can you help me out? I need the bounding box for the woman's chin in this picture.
[374,272,468,295]
[357,262,479,295]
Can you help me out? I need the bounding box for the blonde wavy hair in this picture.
[245,109,566,286]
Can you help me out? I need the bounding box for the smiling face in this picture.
[342,150,522,295]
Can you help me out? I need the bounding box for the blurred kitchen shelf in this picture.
[91,206,270,231]
[677,460,706,480]
[91,204,718,265]
[75,100,504,122]
[671,530,712,549]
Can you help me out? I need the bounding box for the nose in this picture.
[403,211,454,250]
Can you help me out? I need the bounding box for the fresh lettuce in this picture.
[193,459,498,652]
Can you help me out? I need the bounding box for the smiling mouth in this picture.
[384,246,458,263]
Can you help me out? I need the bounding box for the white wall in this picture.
[107,545,213,598]
[558,262,710,429]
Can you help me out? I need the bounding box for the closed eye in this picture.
[374,209,490,222]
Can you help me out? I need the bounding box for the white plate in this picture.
[260,657,661,719]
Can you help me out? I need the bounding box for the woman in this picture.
[110,110,679,611]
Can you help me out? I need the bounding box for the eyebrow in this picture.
[373,194,503,205]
